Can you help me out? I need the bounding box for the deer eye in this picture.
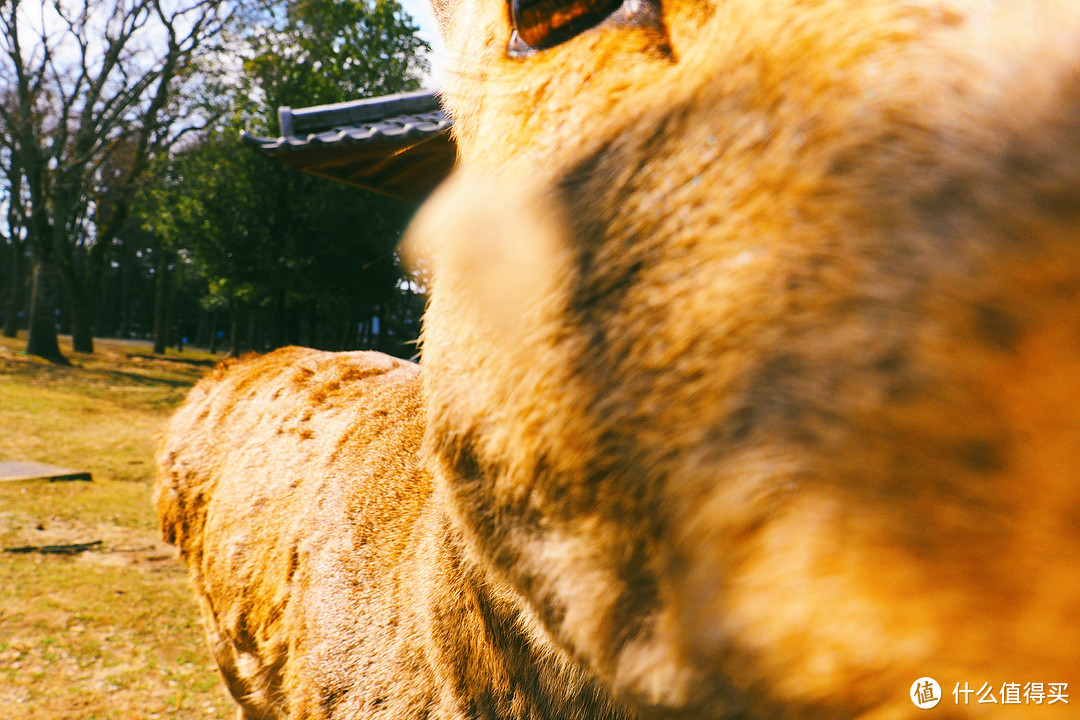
[509,0,660,54]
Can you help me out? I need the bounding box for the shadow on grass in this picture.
[130,353,220,369]
[105,369,198,389]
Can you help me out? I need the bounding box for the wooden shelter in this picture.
[242,91,456,202]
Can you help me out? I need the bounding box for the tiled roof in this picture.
[242,91,456,202]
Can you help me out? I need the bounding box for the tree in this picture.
[144,0,429,357]
[0,0,233,360]
[1,143,29,338]
[244,0,430,116]
[148,118,418,356]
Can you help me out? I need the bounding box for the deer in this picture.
[156,0,1080,718]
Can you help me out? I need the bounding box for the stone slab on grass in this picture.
[0,460,92,482]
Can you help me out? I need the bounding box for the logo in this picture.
[912,677,942,709]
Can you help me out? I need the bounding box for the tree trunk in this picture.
[339,311,356,351]
[246,311,257,353]
[152,248,170,355]
[195,308,208,349]
[269,286,286,350]
[3,240,26,338]
[115,237,135,338]
[376,303,387,352]
[286,298,301,347]
[171,253,185,353]
[209,310,220,354]
[229,298,241,357]
[25,259,67,364]
[306,298,318,349]
[52,217,103,355]
[360,309,373,349]
[70,298,95,353]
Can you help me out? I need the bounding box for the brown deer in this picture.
[156,0,1080,717]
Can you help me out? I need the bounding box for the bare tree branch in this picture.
[0,0,235,357]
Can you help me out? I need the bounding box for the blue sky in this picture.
[398,0,448,89]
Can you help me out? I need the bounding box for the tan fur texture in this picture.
[158,1,1080,718]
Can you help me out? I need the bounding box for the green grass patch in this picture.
[0,334,235,719]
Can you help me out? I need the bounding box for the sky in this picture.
[398,0,448,89]
[24,0,450,91]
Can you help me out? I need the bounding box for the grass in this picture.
[0,334,236,719]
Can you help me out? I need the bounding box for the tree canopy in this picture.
[246,0,430,116]
[0,0,235,358]
[1,0,433,360]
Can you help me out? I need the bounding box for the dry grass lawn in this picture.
[0,334,236,719]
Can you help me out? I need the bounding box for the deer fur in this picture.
[157,0,1080,718]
